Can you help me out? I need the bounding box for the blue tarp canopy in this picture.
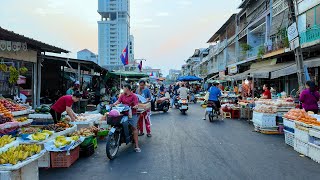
[177,75,202,81]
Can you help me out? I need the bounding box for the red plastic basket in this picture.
[50,146,80,168]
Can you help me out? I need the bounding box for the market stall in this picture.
[283,109,320,164]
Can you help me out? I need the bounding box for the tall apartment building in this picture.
[98,0,130,70]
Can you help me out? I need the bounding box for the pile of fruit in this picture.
[31,130,53,141]
[0,144,41,165]
[15,117,28,122]
[20,127,40,134]
[42,122,72,132]
[254,104,277,114]
[0,135,16,148]
[70,126,98,137]
[284,109,320,126]
[35,105,50,114]
[0,113,12,124]
[54,136,79,148]
[0,99,26,112]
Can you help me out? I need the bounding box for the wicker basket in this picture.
[50,146,80,168]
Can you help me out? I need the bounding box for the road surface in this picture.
[40,104,319,180]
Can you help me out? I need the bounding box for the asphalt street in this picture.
[40,104,320,180]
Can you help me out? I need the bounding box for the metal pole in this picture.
[287,0,306,87]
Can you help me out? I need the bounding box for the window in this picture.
[317,6,320,26]
[306,9,315,28]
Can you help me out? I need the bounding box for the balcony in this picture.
[300,25,320,47]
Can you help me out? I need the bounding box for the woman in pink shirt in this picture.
[299,81,320,114]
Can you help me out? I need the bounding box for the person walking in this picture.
[136,80,152,137]
[299,81,320,114]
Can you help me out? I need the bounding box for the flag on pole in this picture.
[138,61,142,72]
[120,45,129,66]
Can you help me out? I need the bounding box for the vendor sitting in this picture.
[50,91,82,123]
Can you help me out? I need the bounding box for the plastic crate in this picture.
[97,130,109,137]
[308,143,320,164]
[80,136,94,147]
[295,126,310,143]
[284,130,294,147]
[309,129,320,139]
[294,139,309,156]
[50,146,80,168]
[80,143,95,157]
[252,112,276,128]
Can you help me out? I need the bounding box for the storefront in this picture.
[0,27,68,108]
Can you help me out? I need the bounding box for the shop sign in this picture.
[287,23,299,42]
[0,40,27,52]
[219,71,225,77]
[228,66,238,74]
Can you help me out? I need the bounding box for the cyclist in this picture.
[203,82,222,120]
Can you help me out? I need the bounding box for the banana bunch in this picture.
[31,130,53,141]
[0,64,7,72]
[70,136,79,141]
[31,132,47,141]
[0,144,41,165]
[54,136,71,148]
[0,135,16,148]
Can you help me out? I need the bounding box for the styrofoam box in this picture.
[308,143,320,164]
[253,111,277,121]
[283,118,295,129]
[294,127,310,143]
[0,160,39,180]
[38,151,50,168]
[294,139,309,156]
[252,112,276,127]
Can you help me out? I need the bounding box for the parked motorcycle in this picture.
[150,94,170,112]
[178,98,189,114]
[106,105,134,160]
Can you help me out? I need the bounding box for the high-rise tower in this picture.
[98,0,130,70]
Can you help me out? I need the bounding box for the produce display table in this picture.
[0,150,45,180]
[70,114,102,130]
[17,125,77,168]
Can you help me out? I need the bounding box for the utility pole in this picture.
[287,0,306,87]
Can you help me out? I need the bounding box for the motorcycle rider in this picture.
[203,82,222,120]
[177,83,189,100]
[136,80,152,137]
[111,84,141,152]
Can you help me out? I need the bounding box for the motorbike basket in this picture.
[107,114,124,126]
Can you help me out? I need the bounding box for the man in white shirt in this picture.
[177,84,189,99]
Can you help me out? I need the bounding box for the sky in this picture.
[0,0,241,75]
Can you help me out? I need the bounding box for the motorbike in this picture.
[173,95,179,108]
[150,93,170,112]
[206,101,219,122]
[178,98,189,114]
[106,105,133,160]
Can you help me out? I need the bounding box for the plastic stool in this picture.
[232,110,240,119]
[223,112,232,119]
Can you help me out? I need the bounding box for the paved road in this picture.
[40,104,319,180]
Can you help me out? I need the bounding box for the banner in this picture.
[22,42,27,51]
